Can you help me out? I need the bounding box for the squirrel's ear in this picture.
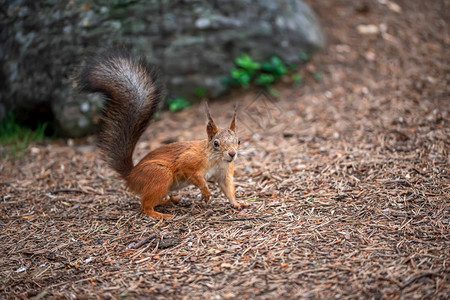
[205,102,219,140]
[229,103,238,132]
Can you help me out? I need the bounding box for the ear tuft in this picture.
[205,101,219,140]
[230,103,238,132]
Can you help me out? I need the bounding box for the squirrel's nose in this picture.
[229,151,236,158]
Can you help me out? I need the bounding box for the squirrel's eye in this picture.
[238,138,241,145]
[214,140,219,147]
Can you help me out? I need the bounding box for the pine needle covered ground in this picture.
[1,0,448,298]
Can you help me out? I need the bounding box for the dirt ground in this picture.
[1,0,449,299]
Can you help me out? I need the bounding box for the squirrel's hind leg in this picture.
[141,191,173,219]
[134,162,174,219]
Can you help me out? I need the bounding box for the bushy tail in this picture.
[77,50,165,179]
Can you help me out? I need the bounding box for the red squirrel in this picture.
[77,50,249,218]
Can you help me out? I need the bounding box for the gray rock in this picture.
[0,0,324,137]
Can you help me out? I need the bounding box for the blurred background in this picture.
[0,0,324,138]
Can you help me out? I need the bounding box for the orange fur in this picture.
[77,51,248,218]
[127,124,249,218]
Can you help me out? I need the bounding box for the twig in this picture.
[209,217,267,223]
[401,270,444,289]
[127,234,157,249]
[49,189,87,194]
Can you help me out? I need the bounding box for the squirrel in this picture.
[76,50,249,218]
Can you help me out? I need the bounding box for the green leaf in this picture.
[235,54,260,73]
[194,88,206,98]
[224,54,300,90]
[270,56,286,72]
[287,63,299,71]
[299,51,309,61]
[262,62,274,72]
[231,68,251,87]
[221,75,239,87]
[255,73,275,86]
[261,56,287,78]
[269,88,280,97]
[231,68,244,79]
[313,72,323,81]
[168,98,192,111]
[291,74,302,83]
[245,196,258,202]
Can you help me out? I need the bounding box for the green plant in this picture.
[222,54,293,90]
[299,51,310,61]
[230,68,252,87]
[291,74,302,84]
[0,112,47,157]
[255,73,275,86]
[261,56,287,79]
[269,88,280,97]
[313,72,323,81]
[194,87,206,98]
[166,97,192,112]
[235,54,261,73]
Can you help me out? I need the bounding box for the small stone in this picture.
[195,18,211,29]
[357,24,379,34]
[80,102,90,112]
[283,132,295,138]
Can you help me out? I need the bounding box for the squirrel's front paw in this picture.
[232,202,250,210]
[201,194,210,203]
